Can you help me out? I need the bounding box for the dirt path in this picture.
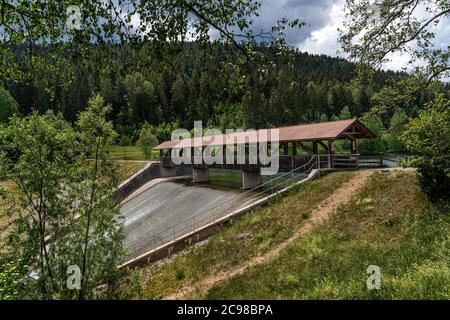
[164,170,373,300]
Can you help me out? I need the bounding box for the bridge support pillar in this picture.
[159,166,177,177]
[192,167,209,183]
[242,167,262,189]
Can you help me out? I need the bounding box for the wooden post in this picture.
[328,140,333,168]
[292,141,297,156]
[379,152,384,167]
[351,139,357,154]
[312,141,318,154]
[283,142,289,155]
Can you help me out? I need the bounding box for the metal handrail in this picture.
[126,156,319,258]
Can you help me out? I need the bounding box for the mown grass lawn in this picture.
[204,171,450,300]
[120,171,356,299]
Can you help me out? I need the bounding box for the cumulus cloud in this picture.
[257,0,449,73]
[296,0,345,57]
[252,0,337,45]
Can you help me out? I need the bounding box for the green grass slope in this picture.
[205,171,450,300]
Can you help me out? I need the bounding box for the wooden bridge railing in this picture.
[160,154,365,171]
[159,153,406,170]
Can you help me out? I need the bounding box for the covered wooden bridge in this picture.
[154,119,375,188]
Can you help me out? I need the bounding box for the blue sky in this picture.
[255,0,450,72]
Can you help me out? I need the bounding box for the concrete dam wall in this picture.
[116,162,192,202]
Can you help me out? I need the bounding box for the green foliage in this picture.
[332,106,353,152]
[137,123,159,160]
[0,111,80,298]
[0,257,27,300]
[127,269,144,300]
[5,43,414,135]
[386,109,409,152]
[0,86,19,123]
[153,121,180,143]
[358,115,386,153]
[42,110,71,130]
[7,0,309,126]
[119,135,132,147]
[403,94,450,201]
[75,95,123,299]
[175,269,185,281]
[0,94,123,299]
[340,0,449,83]
[338,106,352,120]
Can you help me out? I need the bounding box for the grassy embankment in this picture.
[204,171,450,300]
[120,171,357,299]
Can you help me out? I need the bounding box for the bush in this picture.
[175,269,185,281]
[119,135,132,146]
[358,115,386,154]
[403,94,450,201]
[0,87,19,123]
[0,257,26,300]
[136,123,158,160]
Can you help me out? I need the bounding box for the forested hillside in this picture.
[3,44,449,151]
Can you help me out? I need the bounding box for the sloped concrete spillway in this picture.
[121,180,262,260]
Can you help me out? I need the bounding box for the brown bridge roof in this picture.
[154,119,375,150]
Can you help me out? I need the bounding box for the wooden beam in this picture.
[345,134,356,142]
[298,142,311,152]
[318,141,329,152]
[343,132,363,136]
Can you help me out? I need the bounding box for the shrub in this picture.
[403,94,450,201]
[0,87,19,123]
[136,123,158,160]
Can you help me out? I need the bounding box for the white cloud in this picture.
[296,0,345,57]
[292,0,449,76]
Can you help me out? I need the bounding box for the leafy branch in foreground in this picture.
[0,0,303,83]
[0,94,123,299]
[339,0,449,83]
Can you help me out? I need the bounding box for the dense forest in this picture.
[1,43,449,152]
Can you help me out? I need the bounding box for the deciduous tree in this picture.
[0,94,123,299]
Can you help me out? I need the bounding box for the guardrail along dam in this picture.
[121,178,262,261]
